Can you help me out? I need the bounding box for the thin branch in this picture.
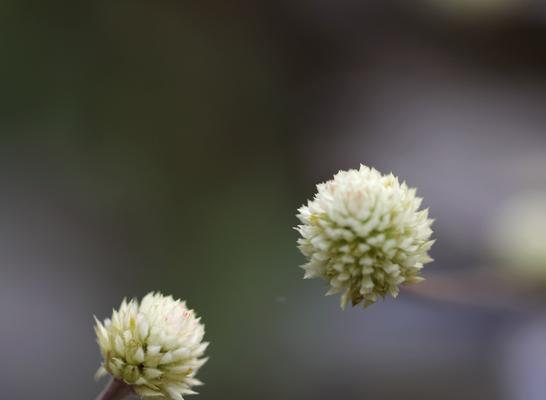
[403,269,545,314]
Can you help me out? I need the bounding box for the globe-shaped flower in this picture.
[296,165,434,309]
[95,292,208,400]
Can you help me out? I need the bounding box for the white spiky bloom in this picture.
[95,292,208,400]
[296,165,434,309]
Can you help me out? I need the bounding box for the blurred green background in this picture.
[2,1,546,399]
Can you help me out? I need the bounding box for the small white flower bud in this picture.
[95,292,208,399]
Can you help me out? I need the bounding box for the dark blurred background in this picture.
[2,1,546,399]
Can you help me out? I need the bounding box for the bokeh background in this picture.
[2,1,546,399]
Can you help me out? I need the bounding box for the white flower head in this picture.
[296,165,434,309]
[95,292,208,400]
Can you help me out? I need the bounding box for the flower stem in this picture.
[96,378,133,400]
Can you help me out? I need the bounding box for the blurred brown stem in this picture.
[402,269,539,313]
[96,378,133,400]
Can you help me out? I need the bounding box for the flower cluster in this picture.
[95,292,208,400]
[296,165,434,309]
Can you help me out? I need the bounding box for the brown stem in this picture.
[402,269,542,313]
[96,378,133,400]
